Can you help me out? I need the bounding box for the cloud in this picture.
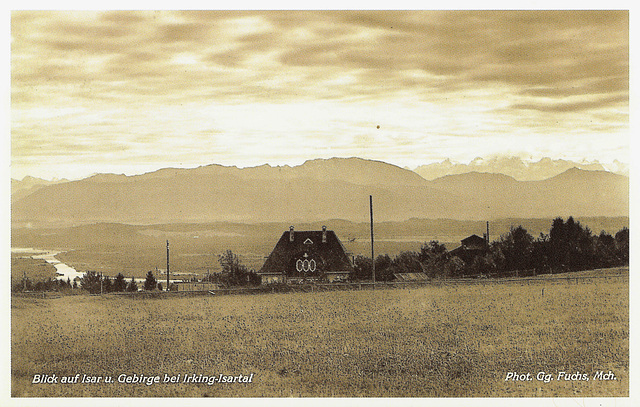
[10,10,629,179]
[512,95,628,113]
[11,10,628,104]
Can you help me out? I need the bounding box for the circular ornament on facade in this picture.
[296,258,317,272]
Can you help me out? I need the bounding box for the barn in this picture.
[258,226,354,284]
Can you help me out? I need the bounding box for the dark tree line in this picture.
[14,271,148,294]
[77,271,161,293]
[79,271,141,294]
[486,217,629,277]
[350,217,629,280]
[11,277,75,293]
[352,241,465,281]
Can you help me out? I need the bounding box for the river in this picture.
[12,247,85,282]
[12,247,183,287]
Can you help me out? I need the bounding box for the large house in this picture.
[259,226,354,284]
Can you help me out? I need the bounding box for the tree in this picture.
[126,277,138,292]
[81,271,102,294]
[113,273,127,292]
[375,254,394,281]
[595,231,617,268]
[615,227,629,264]
[466,254,496,276]
[549,217,568,270]
[350,254,396,281]
[531,234,551,274]
[496,226,534,273]
[419,241,450,278]
[390,251,422,275]
[144,270,157,291]
[102,275,112,293]
[218,250,258,286]
[352,255,372,280]
[419,241,447,263]
[444,256,465,277]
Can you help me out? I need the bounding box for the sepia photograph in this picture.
[8,8,631,404]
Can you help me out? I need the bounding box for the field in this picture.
[11,252,58,286]
[11,269,628,397]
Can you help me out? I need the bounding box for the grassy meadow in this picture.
[11,272,628,397]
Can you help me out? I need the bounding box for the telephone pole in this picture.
[370,195,375,285]
[166,240,170,291]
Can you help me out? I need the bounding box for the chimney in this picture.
[289,225,294,242]
[486,221,490,245]
[322,225,327,243]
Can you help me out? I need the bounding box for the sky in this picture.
[10,10,630,181]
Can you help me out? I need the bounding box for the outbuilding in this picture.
[448,234,488,263]
[173,281,222,292]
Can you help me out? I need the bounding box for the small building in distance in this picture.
[259,226,354,284]
[394,272,430,282]
[174,281,222,292]
[448,234,488,263]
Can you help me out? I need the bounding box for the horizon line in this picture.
[11,155,629,183]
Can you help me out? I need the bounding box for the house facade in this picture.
[259,226,353,284]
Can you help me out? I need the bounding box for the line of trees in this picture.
[352,217,629,280]
[11,276,75,293]
[14,269,168,294]
[483,217,629,277]
[79,270,166,293]
[79,271,145,294]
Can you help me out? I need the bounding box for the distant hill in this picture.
[414,156,629,181]
[11,176,70,202]
[11,158,628,225]
[128,157,429,187]
[11,158,462,224]
[427,168,628,220]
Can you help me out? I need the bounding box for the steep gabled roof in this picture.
[449,234,487,259]
[461,234,486,248]
[259,229,353,274]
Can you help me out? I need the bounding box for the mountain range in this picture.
[11,157,629,225]
[11,176,69,202]
[413,157,629,181]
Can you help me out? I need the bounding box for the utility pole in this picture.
[370,195,375,285]
[486,221,490,253]
[166,240,170,292]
